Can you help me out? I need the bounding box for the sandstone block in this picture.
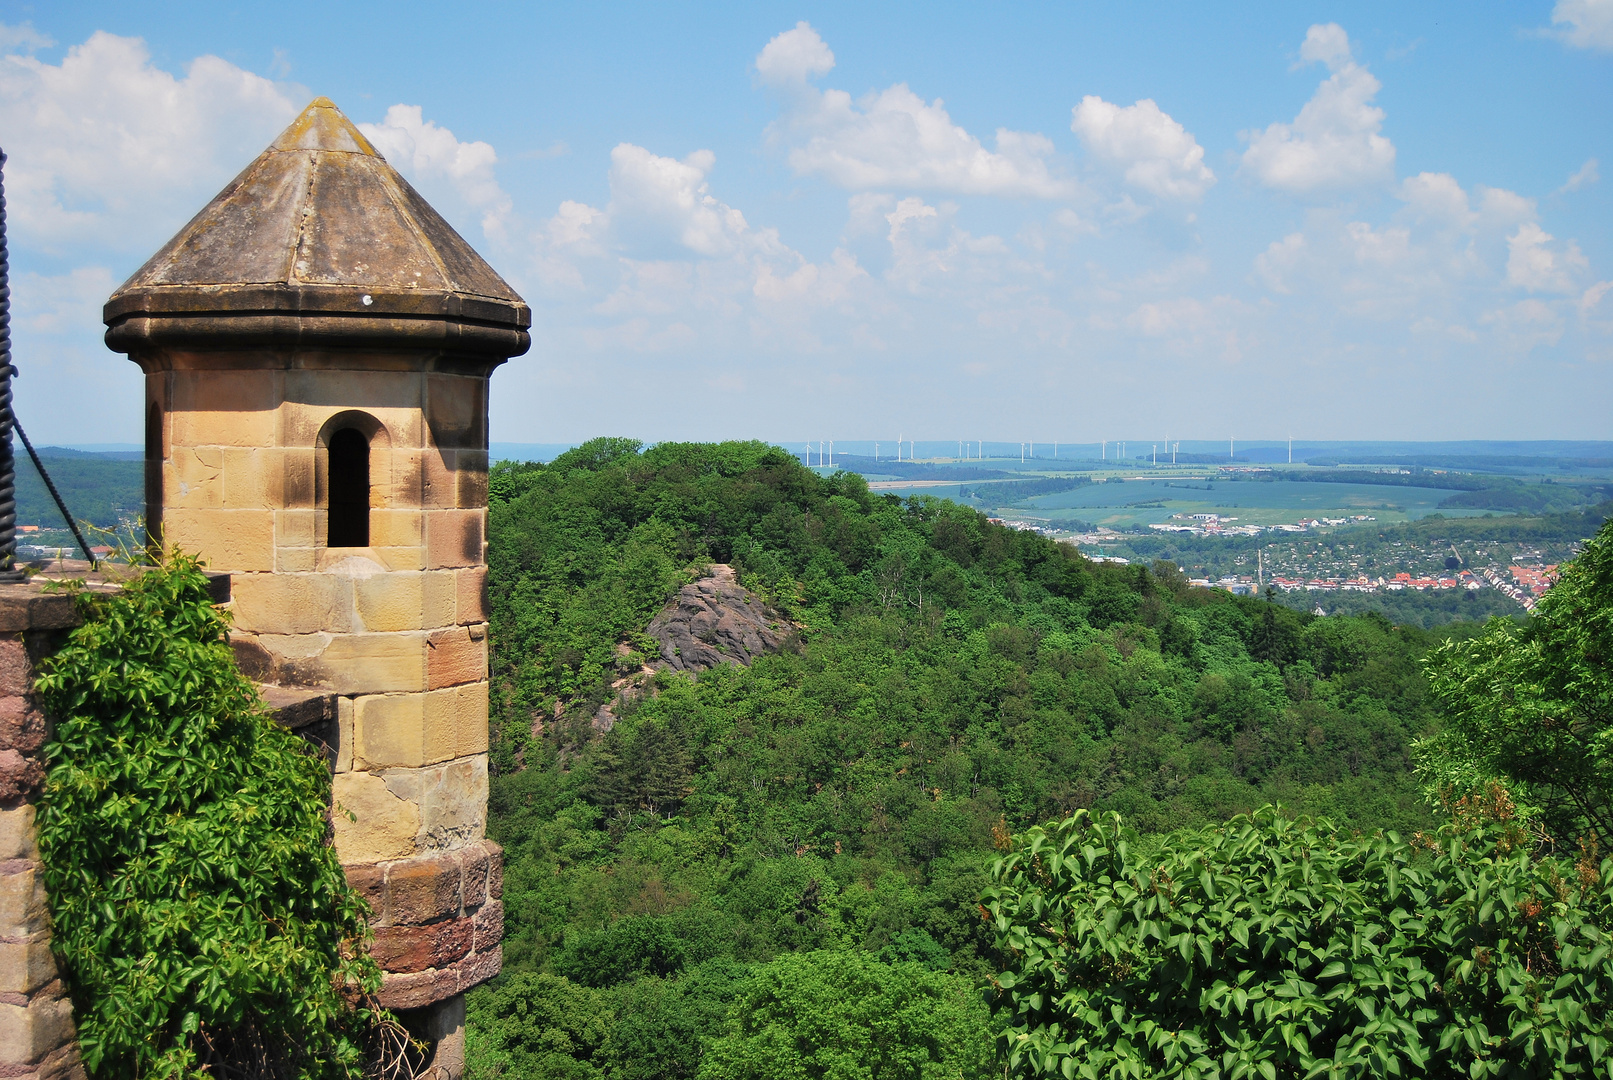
[386,449,424,510]
[0,697,45,755]
[485,842,503,900]
[354,572,425,633]
[369,510,423,549]
[285,371,423,424]
[424,511,483,570]
[0,862,49,940]
[421,684,487,763]
[319,633,427,694]
[232,573,348,636]
[471,899,503,953]
[454,569,488,625]
[420,449,457,510]
[424,374,484,449]
[375,965,456,1011]
[353,693,426,770]
[172,406,277,451]
[167,448,225,510]
[0,749,43,802]
[457,944,502,993]
[274,548,319,573]
[371,916,473,973]
[220,447,280,509]
[422,572,457,630]
[426,628,485,691]
[0,638,30,698]
[282,447,316,509]
[343,861,386,920]
[336,696,355,774]
[164,509,276,573]
[419,756,488,850]
[20,1040,85,1080]
[371,546,424,572]
[384,852,462,926]
[332,771,421,863]
[172,367,280,419]
[0,990,75,1066]
[0,939,58,996]
[0,805,37,861]
[461,843,489,907]
[275,509,321,548]
[455,454,489,510]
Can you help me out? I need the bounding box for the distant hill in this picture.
[14,447,142,529]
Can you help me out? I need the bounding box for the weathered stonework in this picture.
[0,588,85,1080]
[102,96,529,1075]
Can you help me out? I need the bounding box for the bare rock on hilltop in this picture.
[646,564,792,673]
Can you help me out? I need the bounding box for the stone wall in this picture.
[0,589,83,1080]
[149,360,501,1016]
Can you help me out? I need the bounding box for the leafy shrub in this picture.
[697,949,996,1080]
[1420,515,1613,844]
[34,554,379,1080]
[466,972,612,1079]
[984,803,1613,1078]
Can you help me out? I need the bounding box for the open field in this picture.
[1023,478,1476,528]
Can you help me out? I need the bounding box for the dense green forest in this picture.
[1272,586,1523,628]
[469,439,1498,1079]
[16,447,142,530]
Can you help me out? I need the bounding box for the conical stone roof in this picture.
[104,98,529,363]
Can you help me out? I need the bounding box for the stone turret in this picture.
[103,98,526,1075]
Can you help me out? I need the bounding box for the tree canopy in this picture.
[471,440,1494,1077]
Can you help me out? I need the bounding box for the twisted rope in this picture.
[0,149,23,581]
[0,149,95,572]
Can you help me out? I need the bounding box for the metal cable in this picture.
[0,148,96,573]
[15,418,96,568]
[0,149,21,581]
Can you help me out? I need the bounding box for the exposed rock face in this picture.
[645,564,791,673]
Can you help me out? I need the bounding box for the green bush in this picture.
[34,554,379,1080]
[984,804,1613,1078]
[1419,516,1613,843]
[697,949,996,1080]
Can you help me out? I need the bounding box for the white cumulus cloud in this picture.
[1070,96,1214,200]
[0,30,301,250]
[755,21,836,85]
[1549,0,1613,51]
[606,144,779,258]
[1507,223,1589,293]
[757,23,1075,199]
[359,105,512,238]
[1240,23,1396,192]
[1559,158,1600,194]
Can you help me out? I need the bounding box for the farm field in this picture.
[1022,478,1476,528]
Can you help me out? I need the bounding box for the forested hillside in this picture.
[471,439,1486,1079]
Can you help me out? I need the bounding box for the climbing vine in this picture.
[34,553,381,1080]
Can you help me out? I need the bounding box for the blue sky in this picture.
[1,1,1609,446]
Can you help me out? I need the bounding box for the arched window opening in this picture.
[327,427,370,547]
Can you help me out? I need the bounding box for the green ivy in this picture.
[33,554,381,1080]
[984,803,1613,1079]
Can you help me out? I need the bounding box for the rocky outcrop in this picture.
[645,565,792,673]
